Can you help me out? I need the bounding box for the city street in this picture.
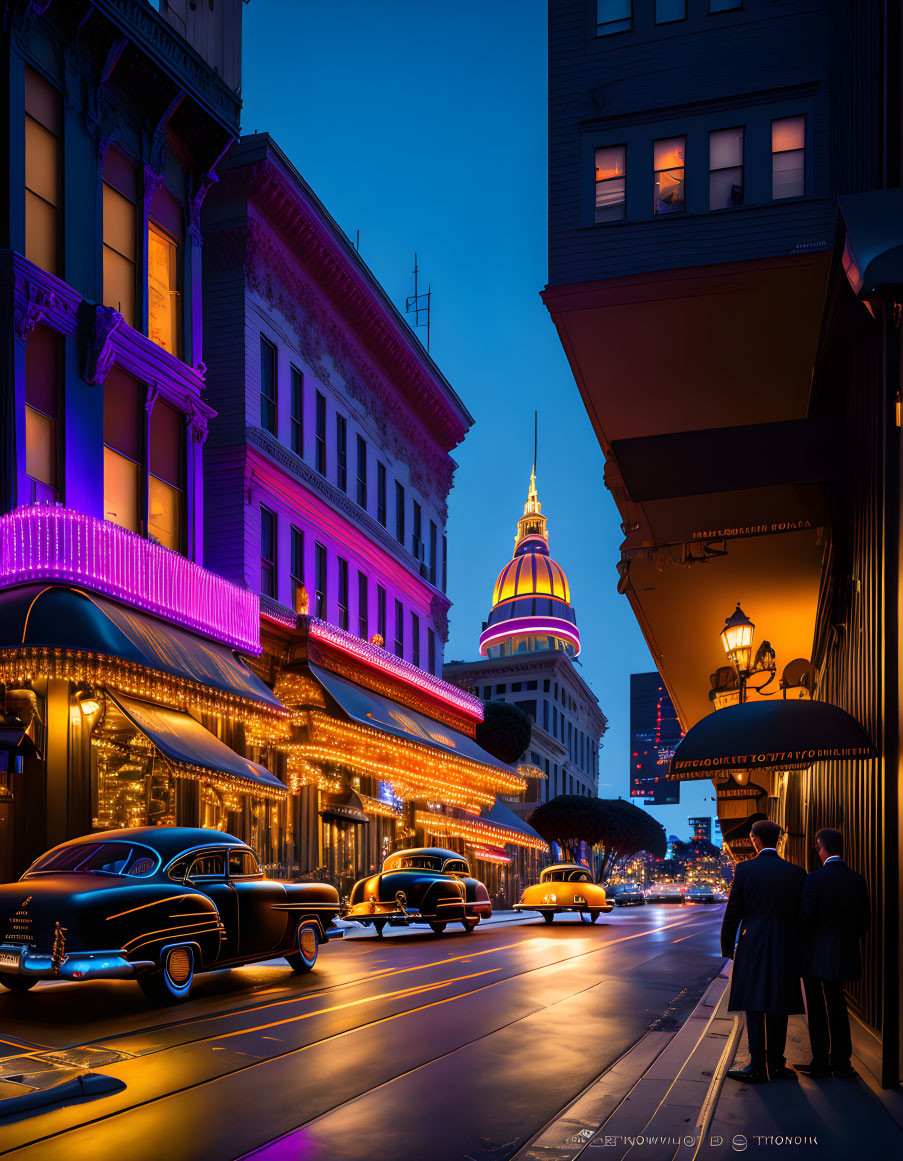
[0,906,725,1161]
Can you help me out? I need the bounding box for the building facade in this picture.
[546,0,903,1087]
[629,672,681,805]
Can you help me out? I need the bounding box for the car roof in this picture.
[44,828,249,862]
[388,848,464,863]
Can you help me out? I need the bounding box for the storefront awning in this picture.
[480,797,547,845]
[0,585,283,712]
[109,691,287,799]
[319,788,369,824]
[669,699,876,780]
[415,803,549,853]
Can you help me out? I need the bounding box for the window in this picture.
[377,584,387,641]
[412,500,423,562]
[24,67,61,275]
[260,506,277,598]
[103,367,142,533]
[315,542,327,619]
[709,0,741,11]
[260,338,277,434]
[394,598,404,657]
[149,400,183,551]
[527,680,537,690]
[429,520,437,585]
[428,627,436,674]
[336,414,347,491]
[595,146,626,223]
[496,684,506,695]
[442,533,448,592]
[291,526,304,613]
[25,325,61,504]
[656,0,685,20]
[147,222,180,356]
[395,481,405,544]
[315,392,326,475]
[512,682,522,692]
[597,0,631,35]
[772,116,805,199]
[543,701,549,730]
[337,557,349,630]
[710,127,744,209]
[356,435,367,508]
[654,137,685,214]
[290,366,303,456]
[103,155,137,327]
[411,612,420,667]
[358,572,368,638]
[377,462,387,525]
[229,849,261,878]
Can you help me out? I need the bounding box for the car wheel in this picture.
[428,922,446,935]
[462,917,479,933]
[286,923,319,973]
[542,912,554,924]
[0,972,37,993]
[372,919,386,938]
[138,945,194,1005]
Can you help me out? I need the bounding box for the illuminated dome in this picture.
[479,467,580,658]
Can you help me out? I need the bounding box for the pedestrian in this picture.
[721,817,806,1083]
[798,827,870,1078]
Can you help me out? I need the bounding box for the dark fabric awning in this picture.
[480,797,546,844]
[319,788,369,825]
[0,585,283,711]
[309,663,516,775]
[109,691,286,798]
[839,188,903,298]
[669,699,876,780]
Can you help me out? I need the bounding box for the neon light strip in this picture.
[308,617,483,720]
[478,616,581,657]
[0,506,261,654]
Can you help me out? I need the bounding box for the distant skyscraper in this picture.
[689,817,712,843]
[630,673,682,806]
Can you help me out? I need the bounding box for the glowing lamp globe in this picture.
[721,604,755,673]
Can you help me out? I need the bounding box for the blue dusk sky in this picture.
[241,1,715,837]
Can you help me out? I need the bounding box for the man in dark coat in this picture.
[721,818,806,1082]
[799,827,870,1078]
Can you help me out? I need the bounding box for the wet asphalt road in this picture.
[0,905,725,1161]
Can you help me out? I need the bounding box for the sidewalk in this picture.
[514,966,903,1161]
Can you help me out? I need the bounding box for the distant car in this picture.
[605,883,646,906]
[645,883,686,904]
[513,864,614,923]
[0,828,341,1003]
[345,848,491,935]
[685,884,717,904]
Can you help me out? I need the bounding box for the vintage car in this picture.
[345,848,491,935]
[645,883,687,904]
[684,883,717,904]
[605,882,647,906]
[0,827,341,1003]
[513,863,613,923]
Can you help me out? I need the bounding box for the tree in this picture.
[527,795,666,880]
[590,799,666,883]
[475,700,532,765]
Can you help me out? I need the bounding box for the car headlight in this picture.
[543,892,557,904]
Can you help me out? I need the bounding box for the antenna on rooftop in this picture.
[405,252,431,351]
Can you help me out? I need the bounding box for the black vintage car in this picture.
[345,847,492,935]
[0,828,341,1003]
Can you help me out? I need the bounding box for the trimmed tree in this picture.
[475,700,533,765]
[527,795,666,882]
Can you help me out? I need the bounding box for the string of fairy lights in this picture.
[414,809,549,853]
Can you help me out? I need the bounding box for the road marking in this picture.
[672,933,699,943]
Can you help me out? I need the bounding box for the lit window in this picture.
[147,222,180,355]
[260,337,277,435]
[103,367,142,533]
[594,146,626,223]
[149,400,183,551]
[24,68,61,275]
[291,366,303,455]
[709,127,744,209]
[260,506,277,598]
[597,0,631,36]
[103,182,137,326]
[656,0,685,21]
[772,116,805,200]
[654,137,685,214]
[25,325,61,503]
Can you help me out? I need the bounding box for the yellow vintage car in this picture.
[513,863,613,923]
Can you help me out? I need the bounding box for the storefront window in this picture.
[147,222,181,355]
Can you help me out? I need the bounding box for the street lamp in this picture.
[720,603,775,702]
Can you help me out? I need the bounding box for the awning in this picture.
[0,585,283,712]
[480,796,547,844]
[319,788,369,825]
[415,803,549,853]
[109,691,287,799]
[309,663,516,775]
[669,699,876,780]
[839,188,903,298]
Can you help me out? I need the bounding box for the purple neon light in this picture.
[478,615,581,657]
[0,506,261,654]
[308,617,484,720]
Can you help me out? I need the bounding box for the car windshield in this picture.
[541,870,571,882]
[26,842,159,878]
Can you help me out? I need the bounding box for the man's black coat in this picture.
[721,848,806,1014]
[801,859,870,982]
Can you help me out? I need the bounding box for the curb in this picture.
[0,1072,125,1121]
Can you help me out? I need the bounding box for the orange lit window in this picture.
[772,116,805,200]
[103,367,142,533]
[149,399,184,551]
[654,137,685,214]
[25,324,61,503]
[147,222,181,356]
[595,146,626,223]
[24,67,61,275]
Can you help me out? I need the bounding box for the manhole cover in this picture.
[38,1048,127,1068]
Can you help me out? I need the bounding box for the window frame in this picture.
[655,0,686,22]
[290,366,304,456]
[377,584,387,641]
[377,461,387,526]
[594,145,627,224]
[709,126,745,211]
[356,434,367,508]
[394,597,404,658]
[411,611,420,668]
[259,336,277,435]
[336,413,347,492]
[315,542,327,620]
[395,481,405,545]
[260,505,277,599]
[596,0,632,36]
[315,391,327,476]
[653,135,687,215]
[358,571,368,639]
[771,114,806,201]
[337,556,349,630]
[290,525,304,613]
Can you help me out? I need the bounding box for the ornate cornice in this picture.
[13,280,59,345]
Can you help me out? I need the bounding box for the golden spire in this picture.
[515,463,548,548]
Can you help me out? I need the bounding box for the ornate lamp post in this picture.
[720,603,775,703]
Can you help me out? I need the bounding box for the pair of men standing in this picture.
[720,818,870,1082]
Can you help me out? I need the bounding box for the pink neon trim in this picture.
[308,617,483,720]
[478,616,581,658]
[0,506,261,654]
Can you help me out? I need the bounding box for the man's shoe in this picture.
[726,1064,769,1083]
[796,1060,831,1077]
[832,1064,857,1078]
[768,1065,797,1080]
